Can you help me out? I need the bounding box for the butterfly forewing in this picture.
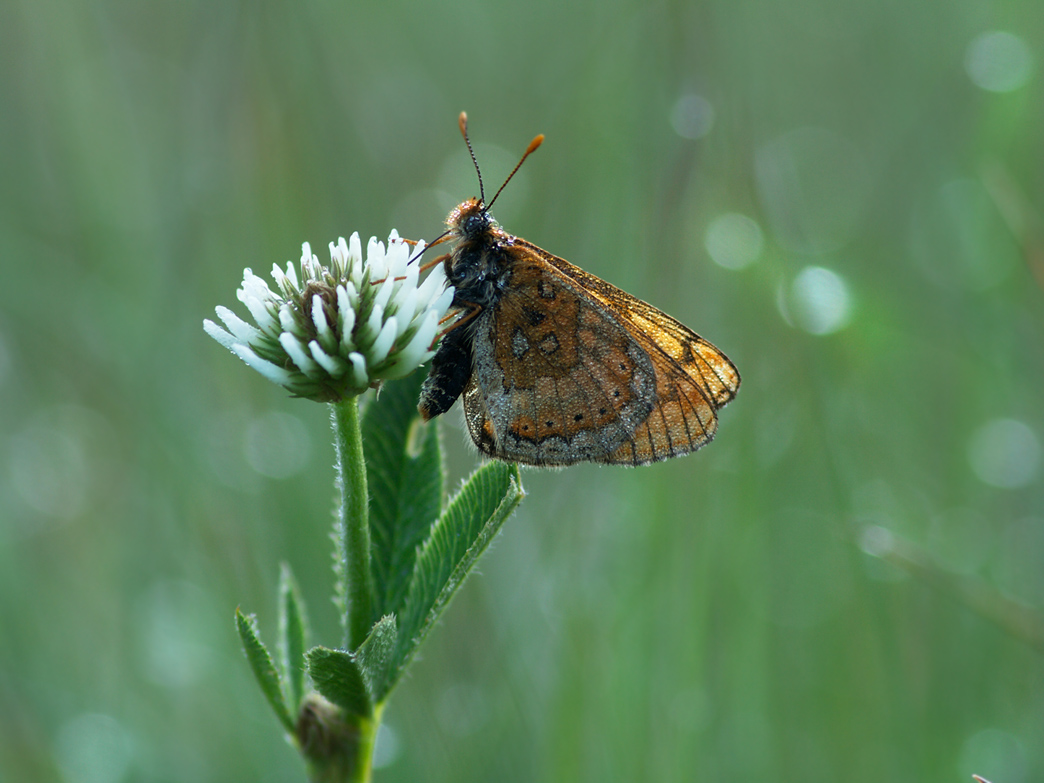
[463,250,658,464]
[530,240,740,406]
[458,241,738,466]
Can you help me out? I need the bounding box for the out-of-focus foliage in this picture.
[1,0,1041,781]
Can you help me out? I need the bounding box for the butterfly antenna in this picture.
[486,132,544,211]
[407,227,452,265]
[459,111,485,204]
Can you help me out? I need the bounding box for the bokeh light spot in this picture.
[244,411,312,479]
[5,405,116,528]
[8,422,88,521]
[965,31,1034,93]
[372,723,401,769]
[55,713,134,783]
[670,94,715,140]
[779,266,852,335]
[705,213,764,270]
[967,418,1040,489]
[135,580,216,688]
[858,525,895,559]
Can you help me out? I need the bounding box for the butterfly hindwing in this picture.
[457,241,739,466]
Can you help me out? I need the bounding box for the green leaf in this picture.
[362,370,444,621]
[305,646,372,719]
[356,614,398,703]
[392,462,524,682]
[278,563,309,717]
[235,608,295,734]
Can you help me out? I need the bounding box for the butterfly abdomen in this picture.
[418,322,475,421]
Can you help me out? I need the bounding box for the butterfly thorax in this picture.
[445,198,515,310]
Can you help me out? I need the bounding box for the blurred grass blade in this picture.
[393,462,524,680]
[305,646,372,718]
[862,525,1044,653]
[235,608,295,733]
[279,562,309,717]
[363,370,445,621]
[356,614,397,703]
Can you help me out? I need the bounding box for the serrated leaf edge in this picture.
[305,646,372,719]
[391,465,524,684]
[278,563,309,717]
[236,608,295,733]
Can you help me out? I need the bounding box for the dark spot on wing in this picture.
[539,333,560,355]
[523,307,546,326]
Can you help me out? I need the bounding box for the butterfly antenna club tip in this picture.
[487,132,545,211]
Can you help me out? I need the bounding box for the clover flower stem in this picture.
[331,397,374,651]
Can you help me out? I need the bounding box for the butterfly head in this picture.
[447,198,498,243]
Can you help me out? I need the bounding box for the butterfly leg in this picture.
[418,252,451,274]
[434,301,482,339]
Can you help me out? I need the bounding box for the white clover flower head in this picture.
[205,231,454,402]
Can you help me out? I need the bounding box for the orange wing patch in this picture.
[458,245,736,466]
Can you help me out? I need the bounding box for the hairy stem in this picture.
[331,397,374,651]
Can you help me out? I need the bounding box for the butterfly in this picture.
[417,113,740,466]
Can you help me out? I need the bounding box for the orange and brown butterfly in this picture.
[417,112,739,466]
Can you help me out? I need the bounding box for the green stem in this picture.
[352,708,381,783]
[331,397,374,651]
[299,697,382,783]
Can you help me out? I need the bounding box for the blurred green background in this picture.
[2,0,1043,781]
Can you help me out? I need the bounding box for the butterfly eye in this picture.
[464,213,488,235]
